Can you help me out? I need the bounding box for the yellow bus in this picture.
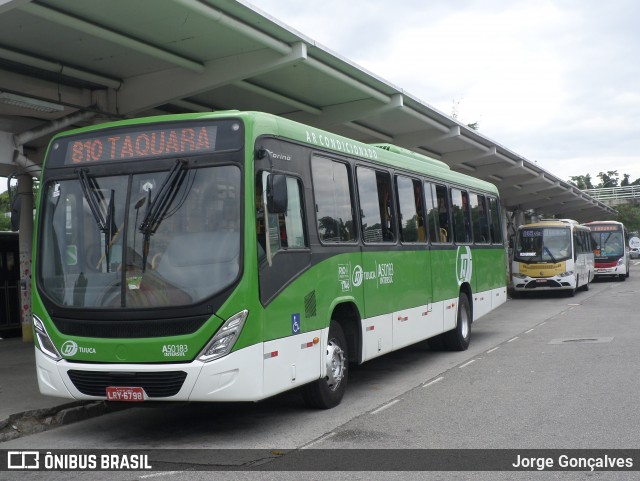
[511,219,594,297]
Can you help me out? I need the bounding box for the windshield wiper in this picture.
[543,246,557,264]
[138,159,188,271]
[77,169,117,272]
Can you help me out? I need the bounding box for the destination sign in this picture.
[64,125,218,165]
[589,225,620,232]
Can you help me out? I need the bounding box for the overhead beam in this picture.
[20,2,204,73]
[287,94,403,127]
[0,0,33,15]
[459,159,521,177]
[181,0,395,106]
[501,181,563,201]
[0,46,122,89]
[394,125,460,149]
[442,145,497,166]
[177,0,291,55]
[524,195,583,210]
[401,106,450,133]
[169,99,214,112]
[344,121,394,142]
[235,80,322,115]
[500,176,556,195]
[117,43,307,114]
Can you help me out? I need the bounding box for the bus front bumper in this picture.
[594,266,622,276]
[511,274,575,291]
[34,343,265,403]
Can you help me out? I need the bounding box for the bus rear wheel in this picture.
[443,293,471,351]
[301,320,348,409]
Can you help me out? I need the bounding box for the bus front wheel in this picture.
[443,293,471,351]
[302,320,348,409]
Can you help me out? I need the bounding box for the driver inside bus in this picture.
[604,236,622,255]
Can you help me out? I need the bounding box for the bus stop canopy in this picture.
[0,0,615,221]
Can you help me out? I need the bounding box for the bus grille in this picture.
[67,370,188,398]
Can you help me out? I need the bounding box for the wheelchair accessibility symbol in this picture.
[291,313,301,334]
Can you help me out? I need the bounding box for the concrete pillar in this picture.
[17,173,34,342]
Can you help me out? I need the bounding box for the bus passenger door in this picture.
[257,173,317,396]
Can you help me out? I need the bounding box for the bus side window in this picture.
[470,193,490,244]
[487,196,503,244]
[395,175,425,243]
[257,172,307,263]
[311,157,356,243]
[357,166,396,243]
[434,184,451,243]
[424,182,438,243]
[451,188,472,244]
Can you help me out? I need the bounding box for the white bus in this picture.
[512,219,594,297]
[583,220,630,281]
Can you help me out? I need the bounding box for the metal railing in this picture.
[582,185,640,201]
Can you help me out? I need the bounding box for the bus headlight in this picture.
[198,310,248,362]
[617,258,624,266]
[33,315,62,361]
[558,270,574,277]
[512,273,526,279]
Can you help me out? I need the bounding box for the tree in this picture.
[569,174,594,190]
[0,180,39,231]
[570,171,640,189]
[597,170,619,188]
[615,204,640,233]
[0,190,11,231]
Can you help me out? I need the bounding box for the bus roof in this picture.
[582,220,623,225]
[48,110,499,195]
[520,219,587,229]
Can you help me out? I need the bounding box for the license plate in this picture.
[106,386,145,402]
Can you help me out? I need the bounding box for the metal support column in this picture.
[17,173,34,342]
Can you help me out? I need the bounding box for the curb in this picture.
[0,401,127,442]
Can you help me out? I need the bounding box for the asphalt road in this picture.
[2,264,640,480]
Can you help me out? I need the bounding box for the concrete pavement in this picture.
[0,336,104,441]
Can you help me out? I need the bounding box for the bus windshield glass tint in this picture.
[591,231,624,258]
[39,165,241,309]
[514,227,572,263]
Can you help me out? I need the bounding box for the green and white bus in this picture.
[32,111,507,409]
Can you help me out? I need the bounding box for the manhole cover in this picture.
[548,337,613,344]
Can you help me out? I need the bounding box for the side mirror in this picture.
[266,174,288,214]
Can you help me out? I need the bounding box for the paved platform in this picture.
[0,337,74,423]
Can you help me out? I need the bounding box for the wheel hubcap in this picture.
[460,305,470,339]
[325,340,345,391]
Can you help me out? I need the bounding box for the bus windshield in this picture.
[514,227,572,263]
[39,163,241,309]
[591,231,624,259]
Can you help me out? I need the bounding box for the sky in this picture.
[247,0,640,186]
